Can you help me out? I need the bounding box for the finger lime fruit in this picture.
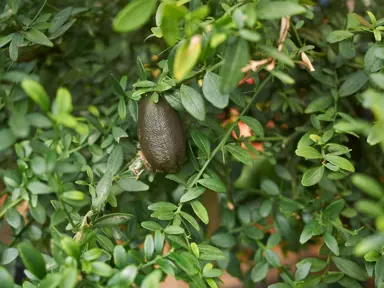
[138,97,186,173]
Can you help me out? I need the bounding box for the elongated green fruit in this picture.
[138,97,185,173]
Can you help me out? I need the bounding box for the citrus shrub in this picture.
[0,0,384,287]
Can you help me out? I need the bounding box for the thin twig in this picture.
[60,197,76,229]
[188,74,272,188]
[29,0,48,28]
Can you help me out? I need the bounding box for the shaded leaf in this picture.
[202,72,229,108]
[113,0,158,33]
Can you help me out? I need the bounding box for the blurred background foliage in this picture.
[0,0,383,288]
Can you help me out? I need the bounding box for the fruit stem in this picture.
[188,74,272,188]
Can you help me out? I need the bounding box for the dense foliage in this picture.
[0,0,384,287]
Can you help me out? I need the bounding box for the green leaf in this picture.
[61,267,77,288]
[367,121,384,145]
[49,7,72,33]
[5,208,21,229]
[174,36,201,81]
[1,247,18,265]
[93,170,113,208]
[267,233,281,247]
[295,262,311,281]
[339,71,369,97]
[18,242,46,279]
[355,234,384,257]
[39,273,62,288]
[164,91,184,111]
[118,97,127,120]
[251,262,268,283]
[202,72,229,109]
[332,257,368,281]
[0,266,14,288]
[295,146,322,159]
[113,0,158,33]
[198,178,226,193]
[261,179,280,196]
[191,130,211,157]
[364,251,381,262]
[220,38,249,93]
[211,233,236,248]
[326,30,354,43]
[137,57,147,80]
[9,37,19,61]
[27,181,53,194]
[22,29,53,47]
[339,276,364,288]
[62,190,84,201]
[117,265,138,285]
[83,248,103,261]
[169,252,200,278]
[141,221,163,231]
[49,19,77,39]
[370,73,384,90]
[117,176,149,192]
[351,173,384,199]
[301,166,324,186]
[305,96,333,114]
[296,258,327,273]
[9,110,30,138]
[154,231,165,254]
[258,1,306,20]
[21,79,50,111]
[191,200,209,224]
[180,187,205,203]
[324,232,340,256]
[180,211,200,231]
[96,234,114,253]
[53,87,72,115]
[239,116,264,137]
[270,70,295,85]
[91,262,113,277]
[180,85,206,121]
[164,225,184,235]
[265,249,281,267]
[355,200,383,217]
[239,29,261,42]
[93,213,134,227]
[225,144,253,165]
[324,199,345,219]
[148,202,177,211]
[326,143,351,156]
[168,235,188,249]
[275,165,292,181]
[203,268,224,278]
[151,210,174,220]
[160,4,187,46]
[0,34,13,48]
[0,129,16,151]
[375,255,384,287]
[243,226,264,240]
[30,202,47,224]
[322,272,344,284]
[364,43,384,73]
[325,155,355,172]
[259,45,294,67]
[198,244,226,261]
[144,234,154,260]
[107,145,124,175]
[112,126,128,143]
